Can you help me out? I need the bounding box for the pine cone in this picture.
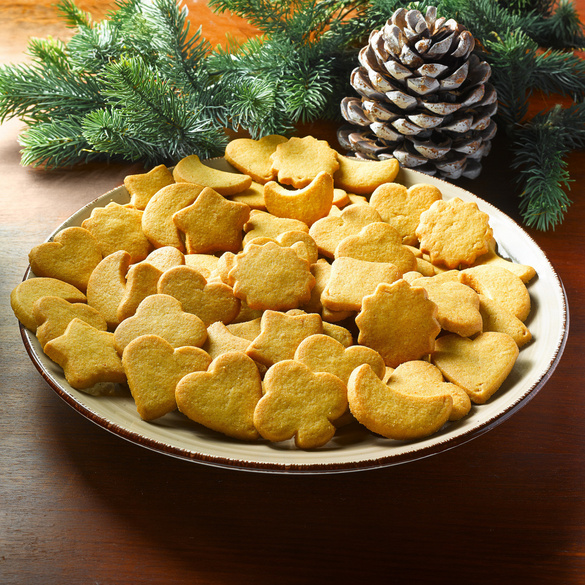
[339,7,497,180]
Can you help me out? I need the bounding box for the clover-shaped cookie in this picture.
[33,295,107,350]
[176,352,263,440]
[173,187,250,254]
[253,360,348,449]
[416,197,493,268]
[11,277,86,332]
[173,154,252,195]
[294,334,385,384]
[82,202,152,263]
[28,227,102,292]
[432,332,519,404]
[246,310,323,367]
[124,164,175,210]
[264,171,334,226]
[309,203,382,258]
[370,182,443,245]
[122,334,211,421]
[356,280,440,368]
[44,318,126,390]
[113,294,207,354]
[225,135,288,184]
[269,136,339,188]
[157,265,240,326]
[335,222,417,275]
[347,363,453,440]
[229,242,315,311]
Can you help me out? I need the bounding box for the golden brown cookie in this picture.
[432,332,519,404]
[86,250,131,329]
[246,309,323,367]
[113,294,207,355]
[176,352,263,440]
[122,334,211,421]
[117,262,163,322]
[253,360,348,448]
[333,155,400,195]
[334,222,417,275]
[44,318,126,390]
[369,182,442,245]
[33,296,108,350]
[356,280,440,368]
[124,164,175,210]
[82,202,152,263]
[142,183,205,251]
[243,209,309,246]
[11,277,87,333]
[173,154,252,195]
[347,363,453,439]
[157,265,240,326]
[264,171,334,226]
[224,135,288,184]
[321,257,401,312]
[28,227,102,292]
[229,242,315,311]
[416,197,493,268]
[173,187,250,254]
[478,294,532,348]
[269,136,339,188]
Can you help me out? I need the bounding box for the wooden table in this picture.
[1,3,584,583]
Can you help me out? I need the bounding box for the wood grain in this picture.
[1,3,585,584]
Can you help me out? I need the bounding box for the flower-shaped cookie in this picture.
[416,197,493,268]
[229,242,315,311]
[356,280,440,368]
[82,202,152,262]
[253,360,348,449]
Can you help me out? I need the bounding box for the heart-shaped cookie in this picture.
[157,265,240,326]
[432,332,519,404]
[294,333,385,384]
[175,352,262,440]
[347,363,453,439]
[309,204,382,258]
[122,334,211,421]
[28,227,102,292]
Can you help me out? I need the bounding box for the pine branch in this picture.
[19,117,100,168]
[55,0,93,29]
[511,103,585,229]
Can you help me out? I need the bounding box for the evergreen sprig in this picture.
[1,0,585,229]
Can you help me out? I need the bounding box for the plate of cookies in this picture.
[13,135,568,473]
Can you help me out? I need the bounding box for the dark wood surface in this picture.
[1,3,584,584]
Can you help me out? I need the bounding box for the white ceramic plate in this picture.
[20,161,569,474]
